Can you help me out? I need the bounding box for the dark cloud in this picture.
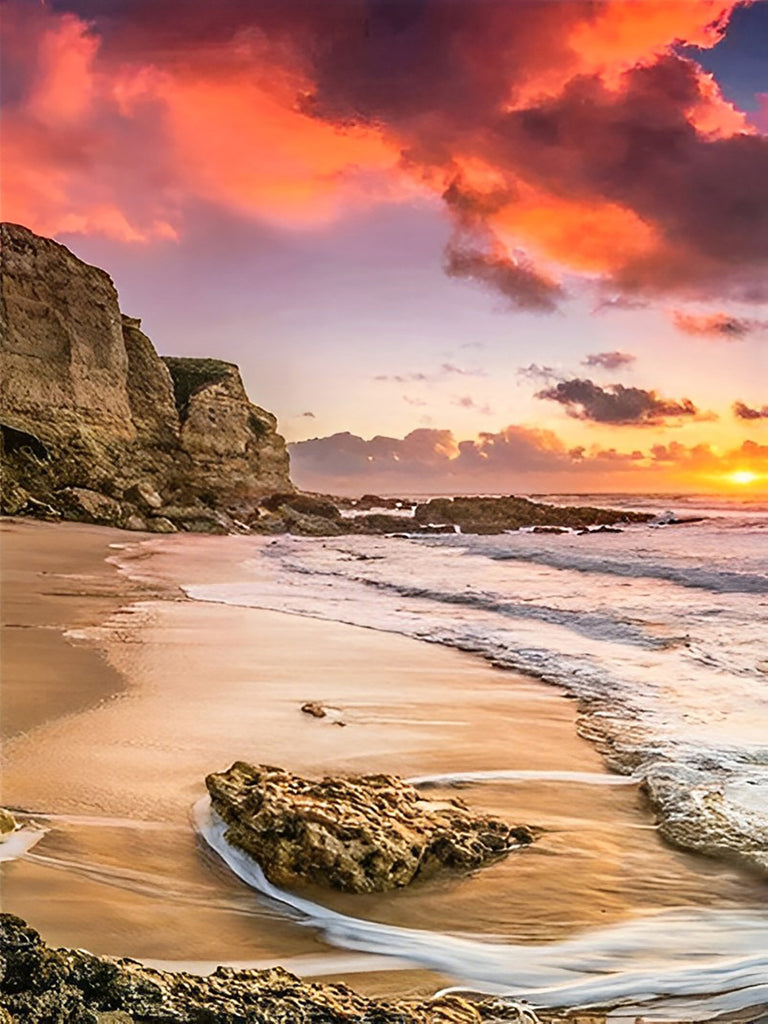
[536,378,700,425]
[444,239,564,313]
[733,401,768,420]
[453,395,493,415]
[517,363,560,384]
[582,351,636,370]
[671,310,768,337]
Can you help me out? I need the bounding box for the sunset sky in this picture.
[2,0,767,493]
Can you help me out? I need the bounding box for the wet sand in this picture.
[2,519,766,1010]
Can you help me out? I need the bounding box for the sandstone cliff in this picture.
[0,223,292,531]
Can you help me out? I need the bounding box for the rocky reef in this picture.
[0,223,292,533]
[2,914,608,1024]
[206,762,533,894]
[412,497,650,533]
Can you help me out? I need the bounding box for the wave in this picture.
[482,546,768,595]
[194,798,768,1020]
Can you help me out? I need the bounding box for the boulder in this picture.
[54,488,126,527]
[124,481,164,510]
[261,492,341,519]
[206,762,533,894]
[0,809,17,836]
[145,516,177,534]
[281,506,344,536]
[123,514,148,532]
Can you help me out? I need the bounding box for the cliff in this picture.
[0,223,292,532]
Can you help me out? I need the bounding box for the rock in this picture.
[54,488,126,527]
[301,701,327,718]
[0,478,32,516]
[354,494,409,510]
[261,492,341,519]
[163,357,292,503]
[281,506,344,536]
[0,809,17,836]
[350,512,412,534]
[206,762,533,894]
[413,496,651,534]
[0,913,563,1023]
[532,526,568,535]
[123,481,164,511]
[152,505,233,534]
[123,514,147,532]
[145,516,177,534]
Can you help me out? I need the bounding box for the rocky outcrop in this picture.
[413,496,651,533]
[0,914,589,1024]
[206,762,533,894]
[0,223,292,530]
[163,358,291,503]
[0,810,16,838]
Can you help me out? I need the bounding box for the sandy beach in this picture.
[2,518,767,1012]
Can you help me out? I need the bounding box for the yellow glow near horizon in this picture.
[727,470,759,486]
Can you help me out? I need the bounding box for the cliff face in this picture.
[163,358,291,502]
[0,223,292,531]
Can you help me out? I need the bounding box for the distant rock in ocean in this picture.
[0,222,292,532]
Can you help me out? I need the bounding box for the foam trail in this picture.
[407,769,640,787]
[194,798,768,1018]
[0,824,48,862]
[12,810,184,831]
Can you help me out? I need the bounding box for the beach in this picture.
[2,517,767,1019]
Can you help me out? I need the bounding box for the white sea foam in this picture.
[193,797,768,1019]
[0,823,48,861]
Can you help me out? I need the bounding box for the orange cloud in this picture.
[159,71,403,227]
[491,187,659,276]
[1,0,763,308]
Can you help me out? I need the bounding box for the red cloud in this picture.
[3,0,764,307]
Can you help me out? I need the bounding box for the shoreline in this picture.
[2,519,767,1021]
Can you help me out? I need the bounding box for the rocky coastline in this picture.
[1,914,602,1024]
[1,223,651,537]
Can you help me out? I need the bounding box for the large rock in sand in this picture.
[206,762,533,894]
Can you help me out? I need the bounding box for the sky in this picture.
[2,0,767,495]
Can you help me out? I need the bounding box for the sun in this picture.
[727,470,758,486]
